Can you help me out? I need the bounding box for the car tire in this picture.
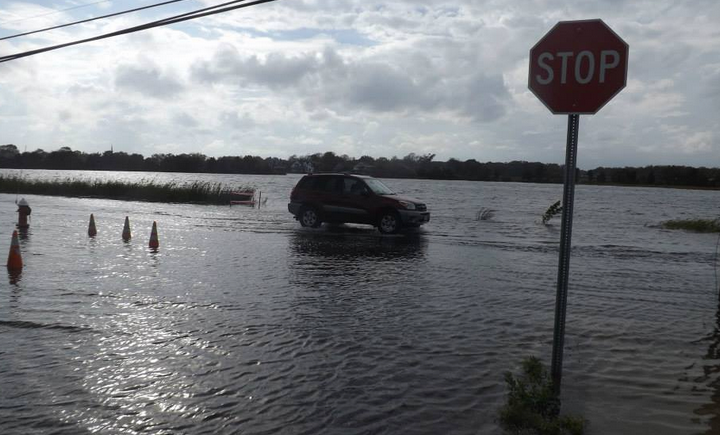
[378,211,401,234]
[299,206,322,228]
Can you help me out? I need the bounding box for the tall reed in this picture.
[0,175,253,205]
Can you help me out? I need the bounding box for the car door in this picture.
[336,177,373,224]
[313,175,345,222]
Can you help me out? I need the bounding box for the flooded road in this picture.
[1,170,719,434]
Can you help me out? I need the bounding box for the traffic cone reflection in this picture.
[7,230,22,270]
[8,269,22,285]
[122,216,131,241]
[149,221,159,250]
[88,214,97,237]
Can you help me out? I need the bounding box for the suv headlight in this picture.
[398,200,416,210]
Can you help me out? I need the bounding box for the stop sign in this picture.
[528,19,628,114]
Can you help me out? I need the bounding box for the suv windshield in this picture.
[365,179,395,195]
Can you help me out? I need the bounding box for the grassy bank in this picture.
[662,218,720,233]
[0,175,253,205]
[499,356,585,434]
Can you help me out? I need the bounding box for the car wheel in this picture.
[378,211,401,234]
[299,206,322,228]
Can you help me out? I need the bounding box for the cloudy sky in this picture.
[0,0,718,168]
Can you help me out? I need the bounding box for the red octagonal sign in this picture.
[529,19,628,114]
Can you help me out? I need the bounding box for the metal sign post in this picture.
[528,19,628,394]
[551,114,579,393]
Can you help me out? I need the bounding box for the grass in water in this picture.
[0,175,253,205]
[542,200,563,225]
[662,218,720,233]
[476,208,495,221]
[499,356,585,435]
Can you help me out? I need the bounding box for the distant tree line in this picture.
[0,145,280,174]
[2,144,719,188]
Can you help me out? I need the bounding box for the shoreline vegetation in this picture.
[2,144,720,190]
[661,219,720,233]
[499,356,585,435]
[0,175,252,205]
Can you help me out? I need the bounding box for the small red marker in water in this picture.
[149,221,159,250]
[88,214,97,237]
[122,216,131,241]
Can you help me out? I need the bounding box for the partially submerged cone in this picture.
[7,230,22,270]
[88,214,97,237]
[122,216,131,241]
[149,221,159,250]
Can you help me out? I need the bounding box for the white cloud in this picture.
[0,0,718,167]
[115,62,184,99]
[192,44,510,121]
[681,131,714,154]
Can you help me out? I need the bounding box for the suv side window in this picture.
[310,175,338,193]
[342,177,367,195]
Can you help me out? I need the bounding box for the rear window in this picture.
[295,176,313,190]
[298,175,338,192]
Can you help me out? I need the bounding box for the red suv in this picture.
[288,174,430,234]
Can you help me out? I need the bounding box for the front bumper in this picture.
[399,210,430,226]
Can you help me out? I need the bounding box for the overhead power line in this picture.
[0,0,245,55]
[0,0,279,64]
[1,0,190,42]
[0,0,113,26]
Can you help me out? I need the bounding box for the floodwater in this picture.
[1,169,719,434]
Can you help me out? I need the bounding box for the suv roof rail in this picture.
[303,171,372,178]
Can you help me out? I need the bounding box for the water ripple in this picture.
[1,177,719,434]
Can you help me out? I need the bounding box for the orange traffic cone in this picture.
[149,221,159,250]
[7,230,22,270]
[88,214,97,237]
[122,216,131,241]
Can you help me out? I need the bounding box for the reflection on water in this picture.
[16,227,29,241]
[287,226,431,330]
[283,227,491,435]
[288,227,429,293]
[290,226,428,260]
[7,270,22,286]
